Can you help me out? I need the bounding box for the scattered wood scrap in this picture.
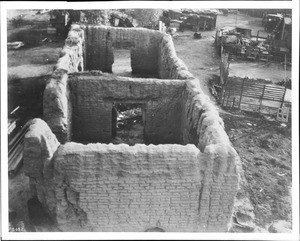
[8,106,31,178]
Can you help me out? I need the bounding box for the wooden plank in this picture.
[281,87,287,107]
[263,90,286,95]
[243,90,264,94]
[8,137,24,156]
[259,85,266,112]
[8,140,23,161]
[243,92,264,96]
[264,85,285,89]
[262,93,285,98]
[8,150,23,170]
[243,89,264,92]
[240,87,264,92]
[8,124,29,147]
[261,91,284,96]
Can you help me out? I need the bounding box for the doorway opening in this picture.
[111,43,132,77]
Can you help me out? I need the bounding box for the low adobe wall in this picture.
[157,33,239,231]
[183,79,239,231]
[43,24,84,143]
[36,24,240,232]
[85,25,161,75]
[23,119,202,232]
[54,142,201,232]
[158,34,194,80]
[24,117,238,232]
[69,72,185,144]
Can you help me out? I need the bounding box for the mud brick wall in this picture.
[158,35,194,80]
[157,32,239,231]
[85,26,161,75]
[43,24,84,143]
[53,142,201,232]
[23,118,60,216]
[182,78,239,231]
[69,72,185,144]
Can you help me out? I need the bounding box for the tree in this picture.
[125,9,163,28]
[81,10,111,25]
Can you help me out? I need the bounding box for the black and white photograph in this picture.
[1,1,299,240]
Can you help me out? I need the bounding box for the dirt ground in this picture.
[6,10,292,233]
[221,109,292,232]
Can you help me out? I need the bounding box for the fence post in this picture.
[238,78,245,109]
[221,82,226,106]
[281,86,287,108]
[259,85,266,113]
[225,80,231,107]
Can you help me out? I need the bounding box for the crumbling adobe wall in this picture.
[69,72,185,144]
[43,24,84,143]
[23,118,60,216]
[53,142,201,232]
[157,33,239,231]
[158,35,194,80]
[182,79,239,231]
[85,26,161,75]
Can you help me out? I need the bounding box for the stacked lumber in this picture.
[8,118,18,135]
[8,106,31,178]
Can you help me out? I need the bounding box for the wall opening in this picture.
[112,102,145,145]
[69,74,186,145]
[111,48,132,77]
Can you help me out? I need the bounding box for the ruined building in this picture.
[23,24,240,232]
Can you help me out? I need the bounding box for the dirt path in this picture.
[229,61,291,83]
[221,109,292,232]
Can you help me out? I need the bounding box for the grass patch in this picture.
[8,28,50,48]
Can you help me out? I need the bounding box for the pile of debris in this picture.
[162,9,219,32]
[215,26,291,63]
[8,107,31,178]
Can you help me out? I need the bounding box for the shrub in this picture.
[10,15,26,28]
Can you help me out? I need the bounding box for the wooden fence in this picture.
[220,50,230,85]
[220,78,288,114]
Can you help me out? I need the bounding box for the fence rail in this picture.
[220,78,287,114]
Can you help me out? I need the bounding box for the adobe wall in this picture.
[53,142,201,232]
[37,23,240,232]
[23,119,60,216]
[158,35,194,80]
[69,72,185,144]
[43,24,84,143]
[85,26,162,75]
[158,33,239,231]
[183,79,239,231]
